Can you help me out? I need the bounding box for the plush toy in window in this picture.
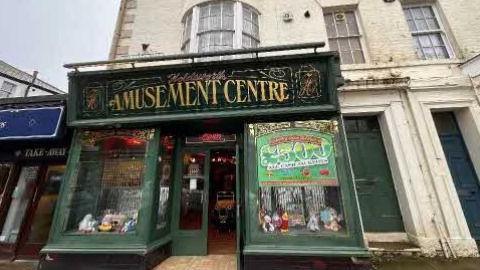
[121,218,137,233]
[307,213,320,232]
[280,211,289,233]
[78,214,97,233]
[272,212,282,231]
[262,215,275,233]
[320,207,342,232]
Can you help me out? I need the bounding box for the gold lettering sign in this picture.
[80,62,329,118]
[108,78,295,112]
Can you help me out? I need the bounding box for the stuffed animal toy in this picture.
[78,214,97,233]
[320,207,342,232]
[272,212,282,230]
[307,214,320,232]
[280,211,289,233]
[121,218,136,233]
[262,215,275,233]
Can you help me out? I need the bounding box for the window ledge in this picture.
[341,58,463,71]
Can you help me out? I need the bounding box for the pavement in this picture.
[1,256,480,270]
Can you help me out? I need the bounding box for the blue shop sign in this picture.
[0,106,64,140]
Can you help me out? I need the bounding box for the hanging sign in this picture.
[0,107,64,140]
[70,54,341,123]
[256,123,338,187]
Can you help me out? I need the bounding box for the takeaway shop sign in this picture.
[76,57,332,119]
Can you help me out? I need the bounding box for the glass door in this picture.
[17,165,65,257]
[172,148,210,255]
[0,166,39,244]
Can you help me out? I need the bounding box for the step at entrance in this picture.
[154,255,236,270]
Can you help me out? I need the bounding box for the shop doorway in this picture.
[208,149,236,254]
[345,116,405,232]
[172,143,238,256]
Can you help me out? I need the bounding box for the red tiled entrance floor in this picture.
[154,255,236,270]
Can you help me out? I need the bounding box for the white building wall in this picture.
[110,0,480,257]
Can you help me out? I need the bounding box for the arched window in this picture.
[182,1,260,54]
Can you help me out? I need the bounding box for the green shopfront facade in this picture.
[40,52,368,270]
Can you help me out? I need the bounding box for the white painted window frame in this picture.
[402,3,455,59]
[181,1,260,54]
[323,8,368,65]
[0,80,17,98]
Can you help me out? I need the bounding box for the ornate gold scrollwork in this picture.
[81,129,155,147]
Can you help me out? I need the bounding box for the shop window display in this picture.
[255,121,346,235]
[65,129,154,234]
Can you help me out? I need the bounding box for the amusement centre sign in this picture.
[69,55,338,122]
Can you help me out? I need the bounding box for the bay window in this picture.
[182,1,260,54]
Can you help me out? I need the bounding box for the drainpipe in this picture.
[24,70,38,97]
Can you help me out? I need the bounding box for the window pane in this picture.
[338,38,350,52]
[27,165,65,243]
[434,46,448,59]
[66,129,152,234]
[423,47,436,59]
[336,17,348,37]
[328,39,339,52]
[340,52,354,64]
[413,36,425,59]
[0,166,39,243]
[255,122,347,236]
[345,12,359,35]
[422,6,434,18]
[406,19,417,32]
[418,35,432,47]
[426,18,439,30]
[412,7,424,20]
[352,50,365,64]
[179,151,206,230]
[415,18,428,31]
[157,136,174,230]
[324,13,336,37]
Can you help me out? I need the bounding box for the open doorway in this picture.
[208,149,236,254]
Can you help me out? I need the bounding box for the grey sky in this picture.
[0,0,120,91]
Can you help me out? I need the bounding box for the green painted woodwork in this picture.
[68,54,338,126]
[345,117,405,232]
[243,117,367,256]
[171,147,210,255]
[42,129,172,255]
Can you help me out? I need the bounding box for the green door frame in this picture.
[171,140,239,256]
[171,145,210,256]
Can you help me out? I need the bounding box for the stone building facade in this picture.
[108,0,480,257]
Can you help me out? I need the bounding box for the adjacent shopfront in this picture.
[40,53,368,269]
[0,95,70,259]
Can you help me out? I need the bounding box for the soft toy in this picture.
[272,212,282,230]
[280,212,289,233]
[78,214,97,233]
[262,215,275,233]
[98,222,113,232]
[121,218,136,233]
[307,214,320,232]
[320,207,342,232]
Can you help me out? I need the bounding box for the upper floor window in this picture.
[0,81,16,98]
[324,10,365,65]
[182,1,260,54]
[403,5,452,60]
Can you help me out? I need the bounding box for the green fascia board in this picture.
[243,244,369,257]
[41,244,150,255]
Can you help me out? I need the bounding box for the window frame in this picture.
[0,81,17,98]
[181,1,260,54]
[323,8,367,65]
[402,3,455,60]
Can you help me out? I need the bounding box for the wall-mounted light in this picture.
[384,0,395,2]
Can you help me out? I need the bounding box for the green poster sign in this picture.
[257,128,338,186]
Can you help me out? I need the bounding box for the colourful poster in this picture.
[257,128,338,186]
